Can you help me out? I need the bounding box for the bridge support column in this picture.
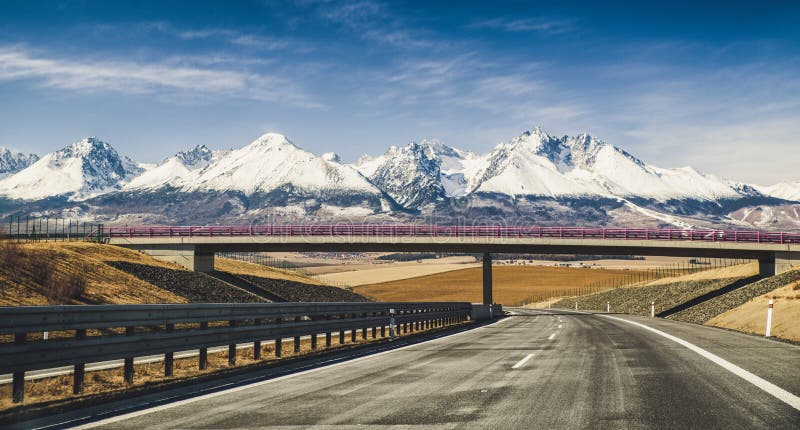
[133,245,214,272]
[483,252,493,305]
[761,252,800,276]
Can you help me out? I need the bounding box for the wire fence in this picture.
[217,251,353,290]
[512,257,749,306]
[1,215,104,242]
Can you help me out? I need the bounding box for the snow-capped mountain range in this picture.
[0,127,798,230]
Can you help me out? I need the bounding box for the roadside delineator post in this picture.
[606,302,610,313]
[650,302,655,318]
[574,302,578,310]
[389,308,396,341]
[766,300,774,337]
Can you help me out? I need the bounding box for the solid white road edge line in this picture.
[600,315,800,412]
[547,333,556,340]
[70,316,515,429]
[511,353,535,369]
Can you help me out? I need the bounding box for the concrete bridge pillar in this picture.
[483,252,492,305]
[759,251,800,277]
[134,245,214,272]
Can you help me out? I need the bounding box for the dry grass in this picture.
[354,266,650,305]
[0,242,329,307]
[0,241,187,306]
[706,279,800,342]
[0,322,457,413]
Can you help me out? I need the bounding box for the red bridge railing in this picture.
[104,225,800,245]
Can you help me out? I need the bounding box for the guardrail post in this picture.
[275,317,282,357]
[311,332,318,350]
[165,324,175,376]
[389,309,396,341]
[12,333,25,403]
[253,319,263,360]
[199,322,209,369]
[339,317,346,344]
[372,324,377,338]
[294,316,301,353]
[351,323,357,342]
[123,326,135,383]
[74,329,86,393]
[326,331,332,348]
[228,320,237,365]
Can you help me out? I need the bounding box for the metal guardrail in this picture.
[0,302,472,403]
[104,225,800,244]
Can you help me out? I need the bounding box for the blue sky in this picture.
[0,0,798,184]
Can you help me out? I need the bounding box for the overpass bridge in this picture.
[106,225,800,304]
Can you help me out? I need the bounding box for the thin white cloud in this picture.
[471,17,577,35]
[0,45,322,107]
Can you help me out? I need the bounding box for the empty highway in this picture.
[69,310,800,429]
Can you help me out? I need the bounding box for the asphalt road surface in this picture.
[80,309,800,429]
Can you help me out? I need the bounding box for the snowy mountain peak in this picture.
[247,132,296,151]
[365,140,445,209]
[322,152,341,163]
[757,181,800,202]
[500,127,565,163]
[175,144,214,167]
[0,147,39,178]
[0,137,140,200]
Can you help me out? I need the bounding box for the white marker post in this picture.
[575,302,578,310]
[606,301,610,313]
[650,302,655,318]
[389,308,396,341]
[765,300,774,337]
[43,331,49,340]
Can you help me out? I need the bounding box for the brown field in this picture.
[354,266,650,305]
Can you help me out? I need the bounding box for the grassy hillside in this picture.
[0,241,366,306]
[354,266,649,304]
[550,263,800,342]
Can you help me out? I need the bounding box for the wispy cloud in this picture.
[470,17,577,35]
[0,45,322,107]
[99,21,311,53]
[309,0,441,49]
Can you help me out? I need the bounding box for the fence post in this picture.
[766,300,774,337]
